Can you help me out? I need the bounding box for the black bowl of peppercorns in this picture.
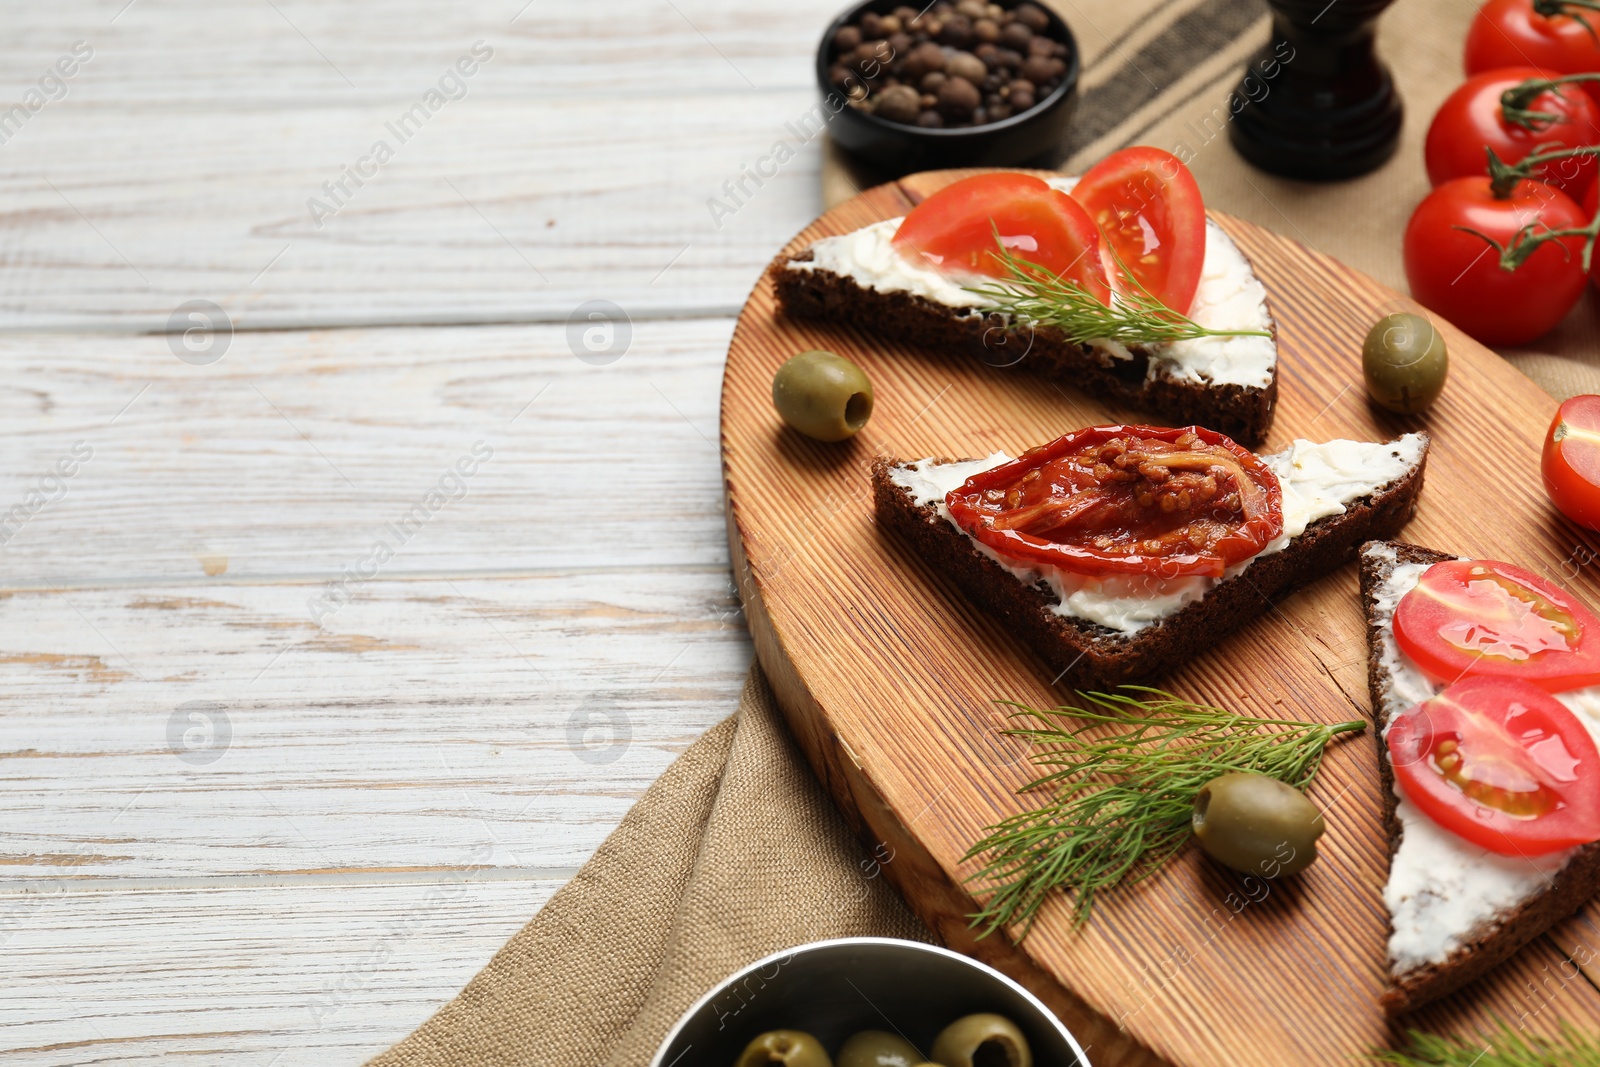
[818,0,1079,173]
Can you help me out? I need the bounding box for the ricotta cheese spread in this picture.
[786,176,1276,390]
[1366,542,1600,974]
[887,434,1424,635]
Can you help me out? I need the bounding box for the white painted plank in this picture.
[0,568,751,881]
[0,0,845,331]
[0,878,561,1065]
[0,318,734,582]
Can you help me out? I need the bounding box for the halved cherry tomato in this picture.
[1424,67,1600,200]
[1466,0,1600,109]
[1544,394,1600,530]
[1068,146,1207,315]
[944,425,1282,579]
[1394,558,1600,691]
[892,173,1110,302]
[1402,176,1588,346]
[1387,677,1600,856]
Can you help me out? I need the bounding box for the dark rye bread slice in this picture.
[774,249,1278,445]
[871,438,1427,690]
[1358,541,1600,1015]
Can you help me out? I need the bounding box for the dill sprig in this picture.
[963,687,1365,939]
[963,231,1273,347]
[1371,1021,1600,1066]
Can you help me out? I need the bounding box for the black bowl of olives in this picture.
[649,936,1091,1065]
[817,0,1080,173]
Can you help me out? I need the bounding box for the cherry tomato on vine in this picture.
[1068,146,1208,315]
[1403,176,1588,345]
[893,173,1110,301]
[1425,67,1600,199]
[1466,0,1600,109]
[1544,394,1600,529]
[1387,677,1600,856]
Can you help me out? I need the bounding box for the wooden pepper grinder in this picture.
[1228,0,1403,180]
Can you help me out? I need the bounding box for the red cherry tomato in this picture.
[944,424,1282,579]
[1467,0,1600,108]
[1403,176,1587,345]
[1544,394,1600,529]
[1388,677,1600,856]
[893,173,1110,302]
[1394,558,1600,691]
[1068,146,1208,315]
[1425,67,1600,199]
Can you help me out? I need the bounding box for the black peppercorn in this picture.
[944,50,987,83]
[874,83,922,123]
[939,14,973,47]
[902,41,946,81]
[829,1,1064,131]
[937,74,980,116]
[992,48,1023,70]
[1021,54,1063,83]
[1014,2,1049,30]
[1000,22,1032,49]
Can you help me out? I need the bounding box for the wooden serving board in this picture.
[721,170,1600,1066]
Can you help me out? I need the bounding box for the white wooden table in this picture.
[0,0,897,1060]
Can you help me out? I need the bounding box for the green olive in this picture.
[772,349,874,442]
[1192,772,1324,878]
[837,1029,923,1067]
[735,1030,832,1067]
[1362,312,1448,415]
[930,1013,1032,1067]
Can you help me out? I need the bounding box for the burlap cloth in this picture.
[371,2,1600,1063]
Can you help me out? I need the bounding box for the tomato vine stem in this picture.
[1500,72,1600,132]
[1532,0,1600,43]
[1463,145,1600,275]
[1486,142,1600,198]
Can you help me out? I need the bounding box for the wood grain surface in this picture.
[0,0,841,332]
[0,320,752,1064]
[722,170,1600,1065]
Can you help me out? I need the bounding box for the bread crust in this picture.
[775,251,1279,445]
[870,440,1427,690]
[1359,541,1600,1015]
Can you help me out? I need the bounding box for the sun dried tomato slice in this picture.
[944,425,1283,579]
